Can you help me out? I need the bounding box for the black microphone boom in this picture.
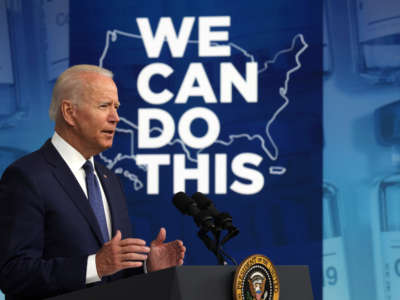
[172,192,215,232]
[191,192,239,240]
[172,192,238,265]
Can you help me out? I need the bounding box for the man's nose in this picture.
[109,107,120,123]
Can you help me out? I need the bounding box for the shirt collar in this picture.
[51,132,95,172]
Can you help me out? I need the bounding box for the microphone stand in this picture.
[197,228,226,265]
[197,226,238,265]
[173,191,239,265]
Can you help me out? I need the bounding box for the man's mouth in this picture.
[102,130,114,136]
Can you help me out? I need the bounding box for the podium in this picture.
[47,266,313,300]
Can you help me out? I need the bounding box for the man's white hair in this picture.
[49,64,113,121]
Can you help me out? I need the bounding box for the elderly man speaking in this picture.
[0,65,186,300]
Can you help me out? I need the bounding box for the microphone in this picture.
[172,192,215,232]
[191,192,239,243]
[173,192,238,265]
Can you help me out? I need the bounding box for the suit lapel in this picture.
[41,140,105,246]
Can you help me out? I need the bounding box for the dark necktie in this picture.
[83,160,109,243]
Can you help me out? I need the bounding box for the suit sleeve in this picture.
[0,166,87,299]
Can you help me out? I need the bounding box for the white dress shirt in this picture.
[51,132,111,284]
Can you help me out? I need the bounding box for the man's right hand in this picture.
[95,230,150,278]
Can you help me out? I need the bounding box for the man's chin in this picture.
[98,140,114,153]
[102,143,113,151]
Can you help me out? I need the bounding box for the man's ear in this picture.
[60,100,77,126]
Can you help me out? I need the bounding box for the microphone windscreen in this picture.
[172,192,194,215]
[192,192,212,209]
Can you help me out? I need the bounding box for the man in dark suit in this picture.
[0,65,186,300]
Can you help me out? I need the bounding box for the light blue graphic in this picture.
[370,102,400,300]
[42,0,69,80]
[348,0,400,84]
[323,182,350,300]
[324,0,400,298]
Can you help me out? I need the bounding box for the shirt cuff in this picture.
[143,259,148,274]
[86,254,101,284]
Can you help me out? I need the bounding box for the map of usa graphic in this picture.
[97,28,308,192]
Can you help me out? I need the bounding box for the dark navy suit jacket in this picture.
[0,140,142,300]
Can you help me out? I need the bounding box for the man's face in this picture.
[71,72,120,158]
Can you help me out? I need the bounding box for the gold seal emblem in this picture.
[233,254,280,300]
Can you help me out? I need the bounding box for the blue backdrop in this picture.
[72,1,323,298]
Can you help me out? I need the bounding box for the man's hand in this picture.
[147,227,186,272]
[95,230,150,278]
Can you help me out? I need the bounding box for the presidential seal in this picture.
[233,254,280,300]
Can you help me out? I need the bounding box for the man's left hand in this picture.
[147,227,186,272]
